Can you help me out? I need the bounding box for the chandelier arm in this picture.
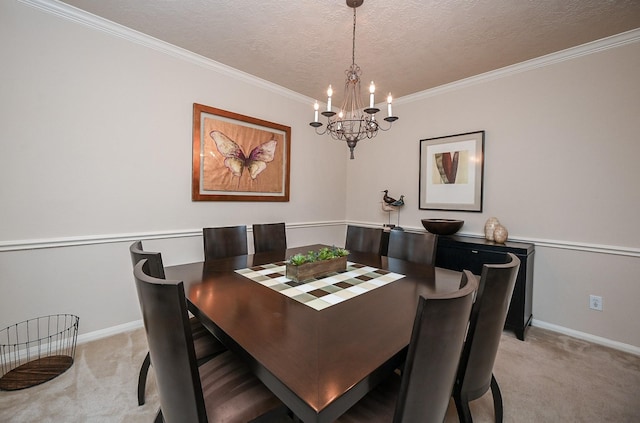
[313,125,328,136]
[374,120,393,132]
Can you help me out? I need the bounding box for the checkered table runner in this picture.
[235,261,405,311]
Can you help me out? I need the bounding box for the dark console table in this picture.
[435,235,534,340]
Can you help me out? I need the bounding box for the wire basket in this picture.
[0,314,79,391]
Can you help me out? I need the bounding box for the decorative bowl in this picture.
[421,219,464,235]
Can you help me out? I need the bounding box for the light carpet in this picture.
[0,327,638,422]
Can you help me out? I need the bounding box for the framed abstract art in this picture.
[419,131,484,212]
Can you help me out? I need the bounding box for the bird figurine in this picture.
[382,190,397,204]
[381,201,397,212]
[391,195,405,207]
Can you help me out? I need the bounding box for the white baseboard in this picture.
[531,319,640,356]
[76,320,143,345]
[77,318,639,357]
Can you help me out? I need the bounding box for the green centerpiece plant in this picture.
[286,246,349,282]
[288,246,349,266]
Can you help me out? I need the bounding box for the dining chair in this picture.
[133,259,285,423]
[203,225,248,260]
[345,225,383,254]
[453,253,521,423]
[252,222,287,253]
[387,230,438,266]
[335,270,479,423]
[129,241,227,406]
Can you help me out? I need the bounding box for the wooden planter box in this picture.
[286,256,347,282]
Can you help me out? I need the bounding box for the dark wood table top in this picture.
[165,244,462,423]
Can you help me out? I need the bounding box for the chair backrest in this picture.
[252,222,287,253]
[203,225,248,260]
[129,240,165,279]
[456,253,521,401]
[133,259,207,423]
[345,225,383,254]
[394,270,478,423]
[387,231,438,266]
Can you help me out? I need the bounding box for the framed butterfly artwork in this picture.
[192,103,291,201]
[419,131,484,212]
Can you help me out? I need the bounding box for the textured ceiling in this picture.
[58,0,640,105]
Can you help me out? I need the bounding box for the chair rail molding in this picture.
[0,221,345,252]
[2,221,638,258]
[345,221,640,258]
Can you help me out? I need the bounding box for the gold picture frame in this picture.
[192,103,291,202]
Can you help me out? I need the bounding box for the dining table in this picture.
[164,244,462,423]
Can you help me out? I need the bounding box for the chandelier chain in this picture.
[352,6,356,66]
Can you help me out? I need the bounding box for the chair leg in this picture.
[154,408,163,423]
[138,352,151,406]
[490,374,504,423]
[453,392,473,423]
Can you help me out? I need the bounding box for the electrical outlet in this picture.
[589,295,603,311]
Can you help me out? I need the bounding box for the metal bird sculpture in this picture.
[391,195,405,207]
[382,190,397,204]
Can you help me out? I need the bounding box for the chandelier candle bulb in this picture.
[369,81,375,108]
[387,94,393,116]
[314,101,319,122]
[327,85,333,111]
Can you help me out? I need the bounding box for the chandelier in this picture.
[309,0,398,159]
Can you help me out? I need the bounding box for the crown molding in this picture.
[396,28,640,105]
[18,1,640,107]
[17,0,310,104]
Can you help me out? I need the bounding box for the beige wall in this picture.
[0,1,348,240]
[1,1,639,351]
[0,1,348,334]
[345,38,640,350]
